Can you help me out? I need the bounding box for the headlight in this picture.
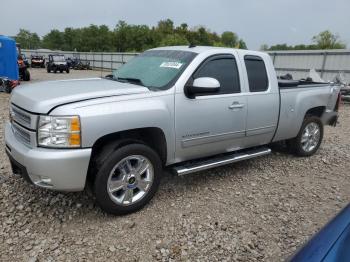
[38,115,81,148]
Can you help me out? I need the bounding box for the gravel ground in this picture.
[1,68,350,261]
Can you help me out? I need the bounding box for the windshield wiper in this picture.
[116,77,146,87]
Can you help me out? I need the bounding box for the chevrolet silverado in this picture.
[5,46,341,214]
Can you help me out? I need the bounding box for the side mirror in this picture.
[186,77,220,97]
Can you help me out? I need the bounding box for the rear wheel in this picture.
[287,116,323,156]
[93,143,162,215]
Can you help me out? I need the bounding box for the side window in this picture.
[244,55,269,92]
[193,56,240,94]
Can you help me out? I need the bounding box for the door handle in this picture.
[229,102,245,110]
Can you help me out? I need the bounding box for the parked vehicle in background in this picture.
[341,86,350,102]
[30,55,45,68]
[15,44,30,81]
[0,77,18,93]
[47,54,70,73]
[17,55,30,81]
[291,203,350,262]
[5,46,341,215]
[74,59,91,70]
[67,57,91,70]
[21,53,30,68]
[66,57,78,69]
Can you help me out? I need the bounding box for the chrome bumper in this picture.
[4,122,92,191]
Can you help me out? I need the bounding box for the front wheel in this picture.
[287,116,323,156]
[93,143,162,215]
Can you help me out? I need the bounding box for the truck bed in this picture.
[278,79,330,89]
[273,82,340,143]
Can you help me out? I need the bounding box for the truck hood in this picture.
[11,78,150,113]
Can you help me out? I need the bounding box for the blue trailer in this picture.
[0,35,19,80]
[0,36,22,93]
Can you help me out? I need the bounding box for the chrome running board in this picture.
[172,147,271,176]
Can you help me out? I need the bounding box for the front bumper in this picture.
[5,122,92,191]
[56,64,67,70]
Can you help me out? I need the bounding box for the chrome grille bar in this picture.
[10,104,38,130]
[12,123,31,146]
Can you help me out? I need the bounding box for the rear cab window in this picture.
[244,55,269,92]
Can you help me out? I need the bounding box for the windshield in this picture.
[113,50,197,90]
[53,56,66,62]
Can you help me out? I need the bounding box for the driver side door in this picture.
[175,54,247,162]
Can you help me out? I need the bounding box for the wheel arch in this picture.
[294,105,326,137]
[86,127,167,187]
[305,106,326,118]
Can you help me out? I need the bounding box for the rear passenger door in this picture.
[175,53,247,161]
[239,54,279,147]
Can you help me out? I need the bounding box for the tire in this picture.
[287,116,323,157]
[23,70,30,81]
[54,69,57,73]
[93,143,162,215]
[60,70,63,73]
[5,84,11,94]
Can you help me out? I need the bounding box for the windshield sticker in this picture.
[160,62,183,69]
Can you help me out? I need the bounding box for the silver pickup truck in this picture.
[5,46,341,214]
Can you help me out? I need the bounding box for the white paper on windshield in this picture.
[160,62,183,69]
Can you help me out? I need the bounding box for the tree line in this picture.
[261,30,346,51]
[14,19,247,52]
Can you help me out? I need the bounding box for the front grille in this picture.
[10,104,38,130]
[12,123,31,146]
[11,106,31,125]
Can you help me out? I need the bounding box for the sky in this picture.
[0,0,349,50]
